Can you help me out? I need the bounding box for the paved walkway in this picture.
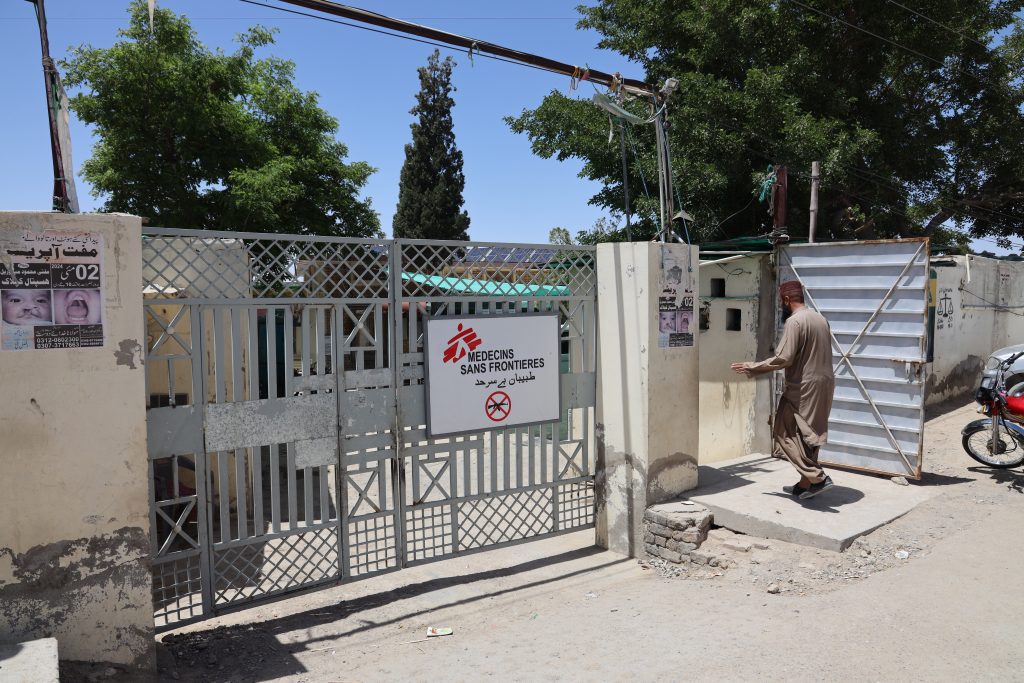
[687,453,941,550]
[156,402,1024,682]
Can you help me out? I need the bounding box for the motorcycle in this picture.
[962,350,1024,469]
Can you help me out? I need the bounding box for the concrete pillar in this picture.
[0,213,154,673]
[595,242,700,556]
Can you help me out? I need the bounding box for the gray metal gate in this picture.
[778,238,930,479]
[142,229,597,630]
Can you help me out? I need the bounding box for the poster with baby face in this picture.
[0,230,104,351]
[657,247,694,349]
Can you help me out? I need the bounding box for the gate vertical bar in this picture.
[390,241,407,567]
[192,303,215,618]
[230,309,247,540]
[248,306,264,537]
[333,302,349,579]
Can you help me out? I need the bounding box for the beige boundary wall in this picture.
[927,255,1024,405]
[0,213,154,672]
[595,242,700,556]
[697,254,775,463]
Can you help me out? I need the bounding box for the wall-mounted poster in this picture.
[0,230,104,351]
[657,247,694,348]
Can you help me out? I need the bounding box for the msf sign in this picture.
[424,315,561,437]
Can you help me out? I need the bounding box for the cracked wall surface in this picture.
[595,243,700,556]
[0,213,154,671]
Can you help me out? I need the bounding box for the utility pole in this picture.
[612,75,632,243]
[28,0,74,213]
[618,122,631,242]
[808,161,820,243]
[770,164,788,245]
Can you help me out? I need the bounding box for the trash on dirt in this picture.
[584,592,599,599]
[767,583,781,594]
[895,550,911,560]
[426,627,454,637]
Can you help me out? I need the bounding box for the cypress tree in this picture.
[393,50,470,241]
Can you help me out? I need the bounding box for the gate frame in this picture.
[775,238,930,479]
[142,228,598,631]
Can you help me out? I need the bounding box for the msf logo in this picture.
[443,323,482,363]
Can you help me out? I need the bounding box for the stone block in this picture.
[680,528,705,544]
[676,542,698,554]
[649,522,672,538]
[654,535,668,547]
[666,538,679,552]
[644,543,662,558]
[660,549,683,564]
[645,509,693,530]
[643,532,656,545]
[690,550,713,566]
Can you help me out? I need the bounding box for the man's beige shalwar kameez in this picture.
[746,307,835,484]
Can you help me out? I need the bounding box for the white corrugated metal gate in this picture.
[778,238,930,479]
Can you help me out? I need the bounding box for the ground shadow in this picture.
[761,485,865,513]
[966,466,1024,493]
[924,397,974,421]
[157,544,625,682]
[916,470,974,487]
[693,457,778,496]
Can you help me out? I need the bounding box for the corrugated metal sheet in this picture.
[779,239,930,478]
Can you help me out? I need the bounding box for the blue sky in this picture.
[2,0,636,244]
[1,1,1017,253]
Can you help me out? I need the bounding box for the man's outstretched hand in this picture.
[731,362,753,377]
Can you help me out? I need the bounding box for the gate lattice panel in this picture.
[143,229,596,630]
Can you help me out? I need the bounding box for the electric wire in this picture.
[884,0,989,49]
[238,0,573,79]
[783,0,1007,89]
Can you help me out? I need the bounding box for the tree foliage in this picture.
[509,0,1024,249]
[393,50,470,241]
[63,0,380,236]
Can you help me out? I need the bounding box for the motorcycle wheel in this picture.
[962,424,1024,468]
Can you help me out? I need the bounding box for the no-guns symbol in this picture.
[485,391,511,422]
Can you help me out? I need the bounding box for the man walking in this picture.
[731,281,836,499]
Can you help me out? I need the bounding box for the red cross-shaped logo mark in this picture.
[443,323,482,364]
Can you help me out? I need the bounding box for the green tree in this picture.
[548,227,574,244]
[508,0,1024,247]
[62,1,380,237]
[393,50,470,240]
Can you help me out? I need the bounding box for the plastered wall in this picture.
[697,254,774,463]
[928,255,1024,405]
[595,242,700,556]
[0,213,153,671]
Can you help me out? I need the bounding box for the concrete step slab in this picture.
[685,454,941,552]
[0,638,59,683]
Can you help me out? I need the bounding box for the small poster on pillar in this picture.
[0,230,104,351]
[657,247,694,348]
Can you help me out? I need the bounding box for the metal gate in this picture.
[778,238,930,479]
[142,229,597,630]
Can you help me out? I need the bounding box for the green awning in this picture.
[700,235,807,256]
[402,272,570,296]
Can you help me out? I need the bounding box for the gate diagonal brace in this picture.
[155,499,198,555]
[557,442,585,480]
[146,305,193,356]
[415,458,451,505]
[348,469,381,516]
[782,250,918,475]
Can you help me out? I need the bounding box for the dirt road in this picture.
[142,401,1024,682]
